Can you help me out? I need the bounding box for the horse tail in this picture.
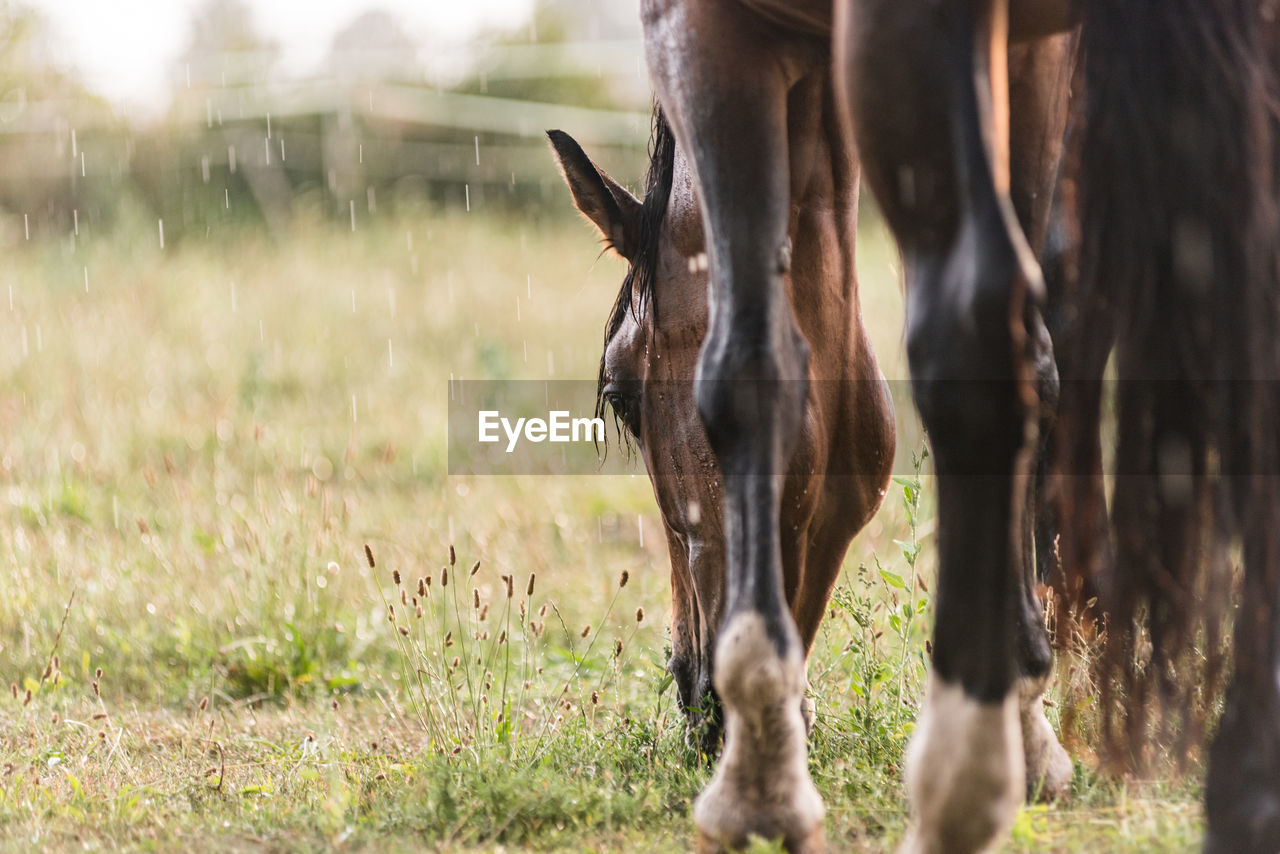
[1074,0,1280,761]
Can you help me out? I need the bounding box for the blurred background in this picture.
[0,0,653,241]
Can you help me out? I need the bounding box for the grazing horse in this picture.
[561,0,1279,850]
[552,4,1078,843]
[549,71,898,755]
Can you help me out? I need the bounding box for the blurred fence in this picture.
[0,39,655,241]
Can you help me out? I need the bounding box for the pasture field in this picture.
[0,205,1200,851]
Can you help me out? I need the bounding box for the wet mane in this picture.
[595,106,676,441]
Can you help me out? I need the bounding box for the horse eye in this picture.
[603,385,641,437]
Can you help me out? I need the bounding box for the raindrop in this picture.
[474,135,480,166]
[71,129,76,158]
[228,145,237,174]
[350,200,356,232]
[158,219,165,249]
[388,339,394,369]
[264,137,270,165]
[201,156,210,183]
[527,274,532,298]
[266,113,271,140]
[279,137,286,161]
[73,209,78,236]
[367,187,376,213]
[80,152,85,178]
[523,340,527,363]
[225,189,230,209]
[359,144,363,164]
[465,184,471,212]
[638,515,644,548]
[351,395,358,423]
[23,214,28,240]
[516,296,521,322]
[83,267,88,293]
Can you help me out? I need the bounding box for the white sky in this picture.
[32,0,535,110]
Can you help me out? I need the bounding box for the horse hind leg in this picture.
[642,3,825,850]
[839,0,1045,850]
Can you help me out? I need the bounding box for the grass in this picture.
[0,204,1201,851]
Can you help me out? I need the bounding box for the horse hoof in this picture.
[696,818,826,854]
[800,693,817,736]
[693,612,825,853]
[1019,678,1073,802]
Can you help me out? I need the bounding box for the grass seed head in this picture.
[580,624,591,638]
[619,570,629,588]
[441,566,448,587]
[9,683,16,699]
[398,625,410,636]
[473,589,480,609]
[591,691,599,705]
[527,573,536,596]
[470,559,481,577]
[23,688,32,705]
[417,578,427,597]
[636,607,645,623]
[614,639,623,657]
[504,574,514,598]
[449,545,456,567]
[95,667,103,680]
[444,631,453,647]
[364,544,376,568]
[199,696,209,711]
[392,569,401,585]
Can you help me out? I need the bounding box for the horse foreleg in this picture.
[641,1,826,850]
[839,0,1044,850]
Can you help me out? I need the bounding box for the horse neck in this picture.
[785,70,868,380]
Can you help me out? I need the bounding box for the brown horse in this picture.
[550,8,1082,849]
[562,0,1280,853]
[549,70,897,754]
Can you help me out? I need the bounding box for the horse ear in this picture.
[547,130,643,260]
